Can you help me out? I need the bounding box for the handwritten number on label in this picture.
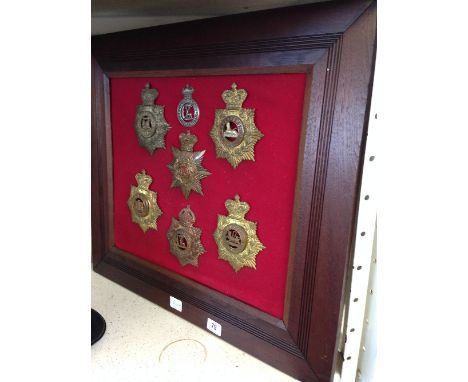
[207,318,222,336]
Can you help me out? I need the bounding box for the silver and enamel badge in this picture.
[167,206,205,267]
[177,85,200,127]
[134,83,171,155]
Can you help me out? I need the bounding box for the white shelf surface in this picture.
[91,271,297,381]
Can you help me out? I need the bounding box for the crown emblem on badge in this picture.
[141,83,159,105]
[179,206,196,226]
[182,85,194,98]
[225,194,250,219]
[222,83,247,109]
[135,170,152,189]
[180,131,198,151]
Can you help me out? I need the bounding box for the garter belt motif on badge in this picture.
[127,170,162,233]
[134,83,171,155]
[177,85,200,127]
[167,132,211,199]
[214,195,265,272]
[210,83,263,168]
[167,206,205,267]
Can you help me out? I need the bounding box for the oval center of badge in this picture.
[181,104,195,122]
[133,194,150,217]
[222,224,248,254]
[176,160,197,181]
[139,112,156,138]
[175,229,191,252]
[220,116,244,147]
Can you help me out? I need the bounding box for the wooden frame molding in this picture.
[92,1,376,381]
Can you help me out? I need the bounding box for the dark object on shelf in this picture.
[91,309,106,345]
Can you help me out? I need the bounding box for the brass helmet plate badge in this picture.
[168,132,211,199]
[134,83,171,155]
[167,206,205,267]
[210,83,263,168]
[214,195,265,272]
[127,170,162,232]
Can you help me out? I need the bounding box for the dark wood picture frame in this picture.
[92,1,376,381]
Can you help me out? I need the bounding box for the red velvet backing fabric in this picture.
[111,73,306,319]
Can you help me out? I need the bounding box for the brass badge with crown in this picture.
[134,83,171,155]
[127,170,162,232]
[177,85,200,127]
[214,195,265,272]
[168,132,211,199]
[167,206,205,267]
[210,83,263,168]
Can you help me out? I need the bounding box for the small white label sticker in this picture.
[207,318,222,336]
[169,296,182,312]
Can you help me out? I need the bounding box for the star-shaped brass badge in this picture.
[168,132,211,199]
